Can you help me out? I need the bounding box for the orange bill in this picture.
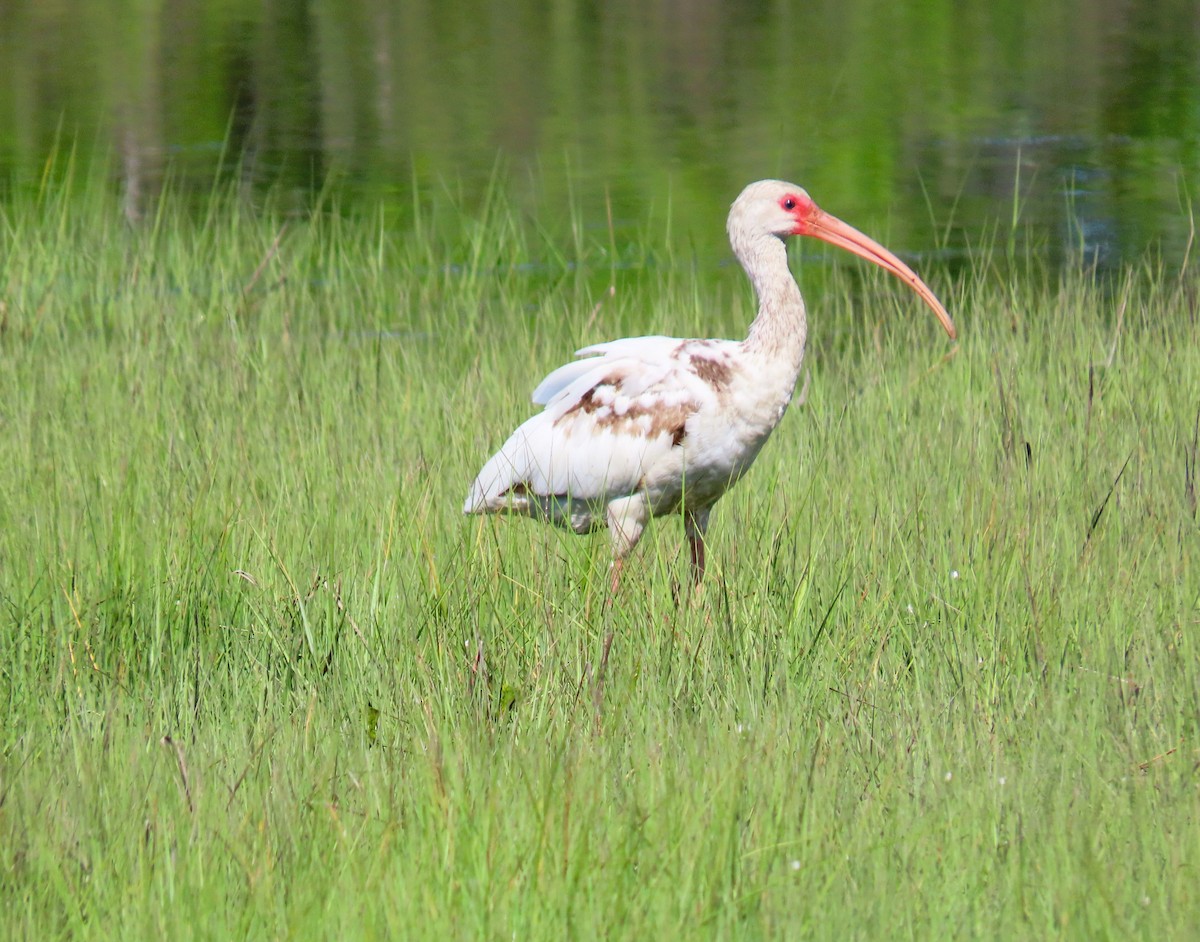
[800,207,956,340]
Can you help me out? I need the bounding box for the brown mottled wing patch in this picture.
[689,354,733,389]
[564,385,601,417]
[555,380,696,442]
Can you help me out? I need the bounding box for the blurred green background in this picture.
[2,0,1198,270]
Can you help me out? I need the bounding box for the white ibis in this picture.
[465,180,956,591]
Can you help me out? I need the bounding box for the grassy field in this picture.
[1,175,1198,939]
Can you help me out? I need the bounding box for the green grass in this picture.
[1,175,1198,940]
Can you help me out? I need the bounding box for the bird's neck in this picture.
[738,234,808,370]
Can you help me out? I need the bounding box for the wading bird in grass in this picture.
[464,180,956,592]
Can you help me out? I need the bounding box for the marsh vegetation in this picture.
[1,168,1197,937]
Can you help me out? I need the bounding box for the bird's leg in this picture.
[689,532,706,583]
[608,557,625,596]
[684,508,711,587]
[604,496,648,605]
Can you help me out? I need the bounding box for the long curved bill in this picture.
[801,207,956,340]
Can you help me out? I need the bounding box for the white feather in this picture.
[531,335,680,405]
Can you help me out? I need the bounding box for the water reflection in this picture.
[0,0,1196,272]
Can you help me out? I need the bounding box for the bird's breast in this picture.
[640,375,797,510]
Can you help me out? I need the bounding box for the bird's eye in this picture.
[782,197,797,211]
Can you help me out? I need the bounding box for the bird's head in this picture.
[729,179,956,340]
[728,179,821,241]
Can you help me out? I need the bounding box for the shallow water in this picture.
[1,0,1197,272]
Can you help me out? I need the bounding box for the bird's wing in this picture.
[531,335,681,405]
[466,337,719,512]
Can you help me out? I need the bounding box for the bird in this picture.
[464,179,956,592]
